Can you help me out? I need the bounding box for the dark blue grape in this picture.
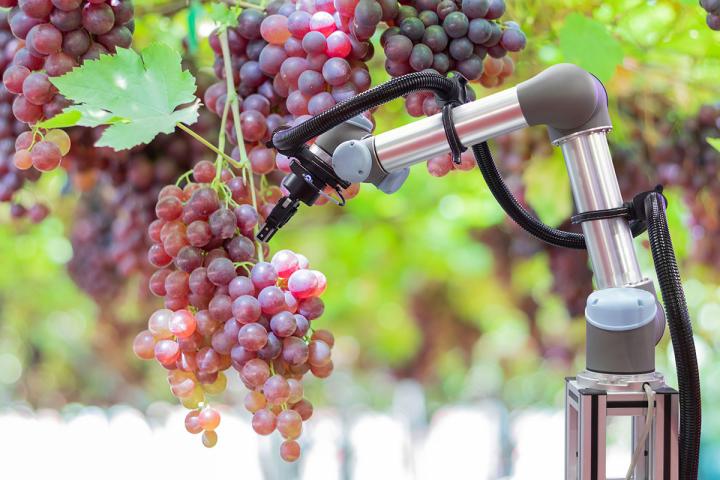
[385,34,413,61]
[238,9,265,40]
[436,0,457,20]
[419,10,439,26]
[487,44,506,58]
[380,26,401,47]
[385,58,412,76]
[409,43,433,71]
[354,0,383,27]
[485,0,506,19]
[483,21,502,47]
[449,37,474,60]
[457,54,484,80]
[442,11,469,38]
[400,17,425,41]
[500,27,526,52]
[432,52,450,73]
[461,0,490,18]
[397,5,419,22]
[422,25,448,53]
[468,18,492,44]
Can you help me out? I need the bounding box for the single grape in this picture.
[261,14,291,45]
[198,407,221,431]
[202,430,218,448]
[82,3,115,35]
[13,149,33,170]
[185,410,203,434]
[238,322,268,351]
[132,330,156,359]
[276,409,302,439]
[31,141,62,171]
[263,374,291,405]
[169,309,197,338]
[308,339,332,366]
[241,358,270,389]
[252,409,277,435]
[292,399,314,421]
[154,339,181,364]
[282,336,309,365]
[245,390,267,413]
[322,57,351,86]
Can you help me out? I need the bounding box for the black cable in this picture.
[472,142,649,248]
[645,192,701,480]
[472,142,588,249]
[271,71,463,155]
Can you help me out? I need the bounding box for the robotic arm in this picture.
[259,64,701,480]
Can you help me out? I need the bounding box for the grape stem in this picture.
[218,29,265,263]
[175,122,238,167]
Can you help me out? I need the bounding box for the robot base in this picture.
[565,374,678,480]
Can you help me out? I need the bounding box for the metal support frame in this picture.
[565,377,679,479]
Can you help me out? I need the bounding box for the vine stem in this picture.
[219,29,265,263]
[175,122,238,167]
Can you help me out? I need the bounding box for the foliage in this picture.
[45,44,200,150]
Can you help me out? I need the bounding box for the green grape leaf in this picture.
[558,13,624,82]
[49,43,199,150]
[707,137,720,153]
[208,2,241,29]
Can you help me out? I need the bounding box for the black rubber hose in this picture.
[271,71,462,155]
[472,142,648,249]
[645,191,701,480]
[472,142,588,249]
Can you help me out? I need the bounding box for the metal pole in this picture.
[556,128,644,289]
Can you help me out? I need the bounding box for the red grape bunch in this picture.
[66,126,214,304]
[203,0,379,203]
[0,11,48,220]
[2,0,134,173]
[132,158,335,461]
[701,0,720,30]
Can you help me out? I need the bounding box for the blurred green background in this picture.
[1,0,720,476]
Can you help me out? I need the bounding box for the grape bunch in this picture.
[66,114,215,303]
[0,11,49,219]
[132,159,334,460]
[2,0,134,174]
[701,0,720,30]
[204,0,377,194]
[380,0,524,118]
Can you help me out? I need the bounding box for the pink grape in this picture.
[232,295,262,324]
[326,30,352,57]
[252,409,277,435]
[281,440,301,462]
[198,407,221,430]
[185,410,203,434]
[288,269,319,299]
[245,391,267,413]
[261,14,291,44]
[132,330,156,359]
[282,336,309,365]
[241,358,270,388]
[308,339,332,366]
[263,374,290,405]
[270,311,297,337]
[310,11,336,35]
[277,409,303,440]
[258,286,287,315]
[238,323,268,351]
[271,249,299,278]
[169,309,197,338]
[154,339,181,364]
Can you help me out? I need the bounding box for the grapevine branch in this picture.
[218,29,266,262]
